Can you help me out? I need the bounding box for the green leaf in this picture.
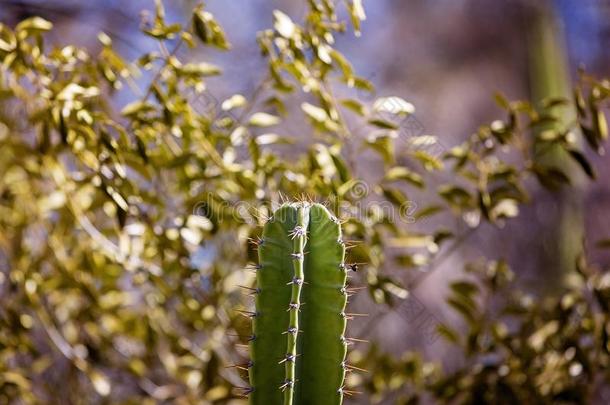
[352,76,374,92]
[414,205,444,220]
[301,102,329,123]
[412,150,443,171]
[433,229,454,245]
[574,87,587,117]
[407,135,438,148]
[192,7,230,49]
[593,106,608,141]
[368,118,399,130]
[340,98,366,116]
[255,133,293,145]
[489,199,519,220]
[365,132,396,165]
[0,24,16,52]
[437,323,460,344]
[447,296,477,325]
[531,164,571,190]
[301,102,339,132]
[438,184,472,208]
[450,281,479,298]
[346,0,366,35]
[193,8,209,43]
[494,92,510,109]
[248,112,280,127]
[568,149,596,179]
[221,94,247,111]
[384,166,424,188]
[90,370,111,397]
[153,25,183,40]
[580,124,603,153]
[121,101,155,117]
[273,10,296,38]
[97,32,112,47]
[381,186,408,206]
[57,84,100,101]
[16,17,53,33]
[373,96,415,116]
[179,62,222,77]
[329,148,351,183]
[395,254,428,268]
[336,179,365,198]
[330,50,354,81]
[316,44,332,65]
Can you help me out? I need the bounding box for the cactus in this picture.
[248,202,348,405]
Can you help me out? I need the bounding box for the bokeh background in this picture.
[1,0,610,403]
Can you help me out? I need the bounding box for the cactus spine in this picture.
[249,202,348,405]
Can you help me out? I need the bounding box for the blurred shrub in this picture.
[0,1,608,403]
[362,256,610,404]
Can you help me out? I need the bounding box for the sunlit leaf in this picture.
[248,112,281,127]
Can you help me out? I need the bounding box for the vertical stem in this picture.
[528,1,583,289]
[285,205,307,404]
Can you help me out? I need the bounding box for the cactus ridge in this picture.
[249,202,348,405]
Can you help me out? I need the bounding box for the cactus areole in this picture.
[249,202,348,405]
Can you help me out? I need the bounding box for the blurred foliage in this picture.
[363,256,610,404]
[0,0,609,403]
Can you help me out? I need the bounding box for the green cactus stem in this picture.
[249,202,348,405]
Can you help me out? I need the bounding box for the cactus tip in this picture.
[289,225,307,239]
